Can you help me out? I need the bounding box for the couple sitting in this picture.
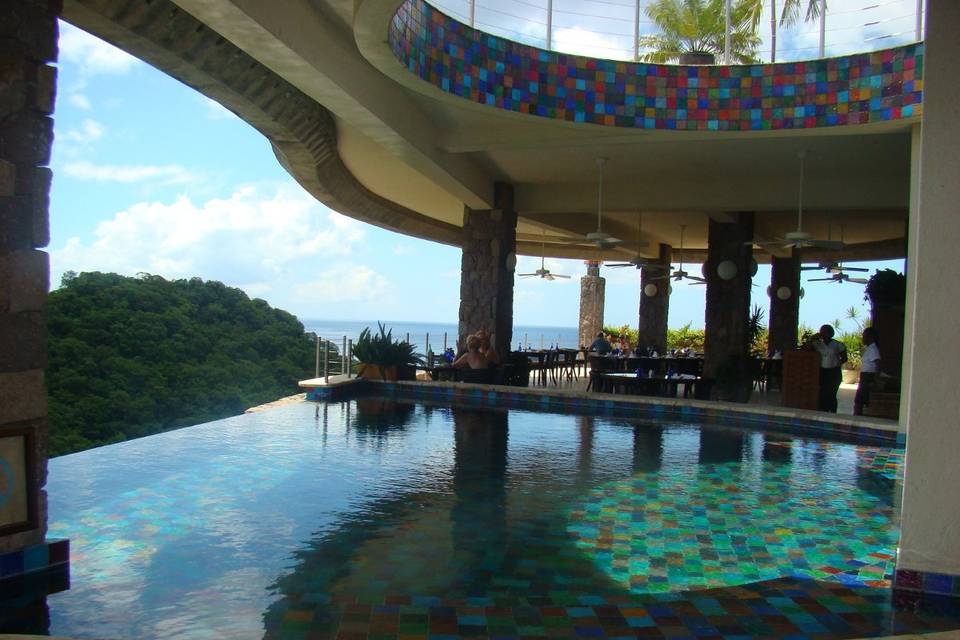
[453,329,499,370]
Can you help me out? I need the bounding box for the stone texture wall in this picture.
[768,255,801,356]
[458,184,515,358]
[638,244,672,354]
[0,0,60,554]
[703,214,754,382]
[578,262,605,349]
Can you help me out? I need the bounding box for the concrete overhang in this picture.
[62,0,919,263]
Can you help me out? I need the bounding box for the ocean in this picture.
[301,319,581,354]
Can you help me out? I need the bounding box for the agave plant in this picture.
[353,322,424,368]
[638,0,763,64]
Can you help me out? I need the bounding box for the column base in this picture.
[894,568,960,600]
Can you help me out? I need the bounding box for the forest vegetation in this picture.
[47,272,319,456]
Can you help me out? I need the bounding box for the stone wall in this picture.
[578,262,604,349]
[458,184,515,358]
[0,0,60,554]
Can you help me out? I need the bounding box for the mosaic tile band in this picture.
[307,380,902,446]
[389,0,923,131]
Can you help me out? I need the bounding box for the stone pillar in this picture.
[0,0,58,555]
[703,213,754,386]
[894,1,960,601]
[577,261,605,348]
[767,254,800,356]
[458,183,515,358]
[638,244,671,354]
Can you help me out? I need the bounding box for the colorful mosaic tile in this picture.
[389,0,923,131]
[368,380,901,446]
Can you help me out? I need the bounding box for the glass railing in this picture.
[429,0,924,63]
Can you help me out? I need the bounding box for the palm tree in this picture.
[780,0,827,57]
[638,0,763,64]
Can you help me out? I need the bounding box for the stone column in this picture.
[638,243,671,354]
[767,254,800,356]
[894,1,960,601]
[577,261,605,348]
[703,213,754,386]
[458,183,515,358]
[0,0,58,555]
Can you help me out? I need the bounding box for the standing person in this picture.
[811,324,847,413]
[854,327,881,416]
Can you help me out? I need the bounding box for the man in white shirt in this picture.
[812,324,847,413]
[855,327,881,416]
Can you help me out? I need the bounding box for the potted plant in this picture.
[353,322,423,381]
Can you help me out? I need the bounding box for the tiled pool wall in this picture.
[308,379,903,447]
[389,0,923,131]
[0,538,69,595]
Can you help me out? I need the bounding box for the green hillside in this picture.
[47,272,316,456]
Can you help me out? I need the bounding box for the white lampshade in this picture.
[717,260,738,281]
[776,285,792,300]
[750,258,759,277]
[643,283,658,297]
[668,285,673,295]
[766,285,772,297]
[800,287,806,299]
[505,252,517,272]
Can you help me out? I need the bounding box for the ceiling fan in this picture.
[564,158,623,250]
[808,271,868,285]
[749,151,844,251]
[800,225,868,274]
[606,214,666,270]
[518,241,570,281]
[653,224,705,284]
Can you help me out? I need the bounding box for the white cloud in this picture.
[58,22,140,75]
[68,94,92,110]
[51,184,371,298]
[294,265,391,303]
[393,244,415,256]
[552,26,631,59]
[62,161,193,184]
[62,119,104,143]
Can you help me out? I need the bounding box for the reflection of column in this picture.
[896,1,960,597]
[703,214,754,380]
[632,425,664,474]
[451,408,508,591]
[698,430,745,465]
[458,183,516,358]
[576,415,595,478]
[578,261,605,348]
[767,254,801,356]
[638,244,671,354]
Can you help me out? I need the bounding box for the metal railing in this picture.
[430,0,924,63]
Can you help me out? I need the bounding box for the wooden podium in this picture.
[782,350,820,410]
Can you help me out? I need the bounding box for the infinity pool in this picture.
[8,397,959,638]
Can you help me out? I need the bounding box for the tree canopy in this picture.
[639,0,763,64]
[47,272,319,456]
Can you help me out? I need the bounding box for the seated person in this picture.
[474,329,500,365]
[453,335,490,369]
[589,332,612,355]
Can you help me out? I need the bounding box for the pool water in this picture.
[6,397,958,638]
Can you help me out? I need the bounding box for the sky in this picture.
[49,4,912,334]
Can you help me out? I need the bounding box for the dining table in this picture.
[595,372,702,398]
